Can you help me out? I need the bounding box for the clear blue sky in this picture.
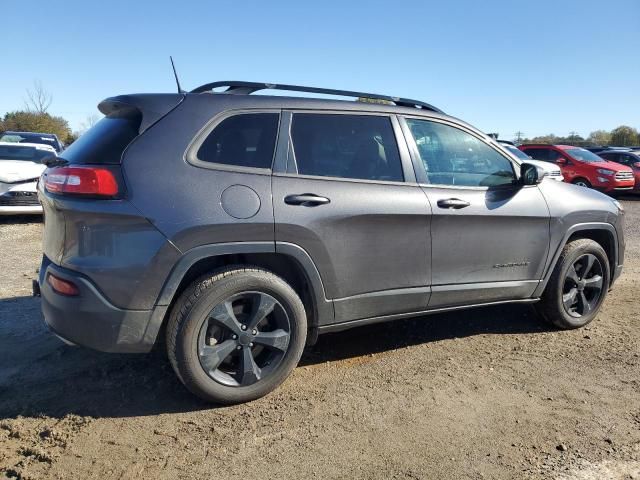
[2,0,638,140]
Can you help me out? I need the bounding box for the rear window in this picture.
[0,133,59,150]
[196,113,279,169]
[0,145,53,163]
[61,113,141,164]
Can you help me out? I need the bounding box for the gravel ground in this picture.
[1,198,639,480]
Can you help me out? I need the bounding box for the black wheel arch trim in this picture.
[534,222,619,297]
[144,241,333,347]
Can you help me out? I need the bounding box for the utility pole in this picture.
[568,131,579,145]
[514,131,524,143]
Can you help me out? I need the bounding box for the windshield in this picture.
[565,148,604,163]
[503,144,530,160]
[0,145,53,163]
[0,133,59,150]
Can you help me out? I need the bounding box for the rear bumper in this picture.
[39,257,165,353]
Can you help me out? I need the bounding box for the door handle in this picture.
[437,198,470,209]
[284,194,331,206]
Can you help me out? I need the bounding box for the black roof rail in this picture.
[190,81,444,114]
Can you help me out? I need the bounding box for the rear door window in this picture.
[524,148,550,162]
[196,113,279,169]
[290,114,403,182]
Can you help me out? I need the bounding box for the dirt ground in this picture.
[1,197,639,480]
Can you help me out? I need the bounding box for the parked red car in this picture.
[596,150,640,192]
[519,144,635,193]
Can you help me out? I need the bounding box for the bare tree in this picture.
[79,114,101,133]
[24,80,52,114]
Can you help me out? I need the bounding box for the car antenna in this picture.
[170,56,185,94]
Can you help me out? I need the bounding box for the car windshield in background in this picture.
[0,145,52,162]
[504,144,530,160]
[0,133,58,149]
[566,148,604,163]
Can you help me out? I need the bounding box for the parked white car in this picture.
[497,140,564,182]
[0,142,55,215]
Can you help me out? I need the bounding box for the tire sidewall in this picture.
[175,271,307,404]
[552,241,610,328]
[572,178,591,188]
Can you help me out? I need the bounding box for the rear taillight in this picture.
[44,166,119,197]
[47,273,79,296]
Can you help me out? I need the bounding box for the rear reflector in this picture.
[44,166,119,197]
[47,273,80,296]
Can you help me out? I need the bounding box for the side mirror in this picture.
[521,163,546,185]
[556,157,567,165]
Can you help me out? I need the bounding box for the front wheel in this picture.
[536,239,610,329]
[572,178,592,188]
[166,267,307,404]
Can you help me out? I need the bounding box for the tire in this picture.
[572,178,592,188]
[536,239,610,329]
[166,266,307,404]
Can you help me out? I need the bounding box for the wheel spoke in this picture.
[210,301,242,335]
[584,274,603,291]
[199,339,237,373]
[566,265,580,285]
[253,329,290,352]
[582,254,596,278]
[577,291,591,315]
[239,346,261,385]
[247,294,277,329]
[563,288,578,310]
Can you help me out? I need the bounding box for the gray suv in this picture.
[37,82,625,404]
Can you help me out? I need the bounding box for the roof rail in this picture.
[190,81,444,114]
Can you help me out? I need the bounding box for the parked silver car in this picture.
[0,142,54,215]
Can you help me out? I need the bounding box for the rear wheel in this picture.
[166,267,307,404]
[572,178,591,188]
[536,239,609,329]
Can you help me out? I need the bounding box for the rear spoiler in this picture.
[98,94,185,134]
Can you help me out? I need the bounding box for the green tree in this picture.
[610,125,639,146]
[566,131,584,145]
[526,134,560,144]
[587,130,611,145]
[0,111,73,143]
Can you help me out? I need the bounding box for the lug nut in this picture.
[241,324,247,331]
[232,334,237,340]
[236,345,242,350]
[251,329,257,335]
[249,342,254,347]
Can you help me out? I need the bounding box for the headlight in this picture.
[597,168,615,175]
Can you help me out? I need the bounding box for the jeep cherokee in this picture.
[37,81,626,404]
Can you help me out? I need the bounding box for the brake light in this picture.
[47,273,79,296]
[44,166,119,197]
